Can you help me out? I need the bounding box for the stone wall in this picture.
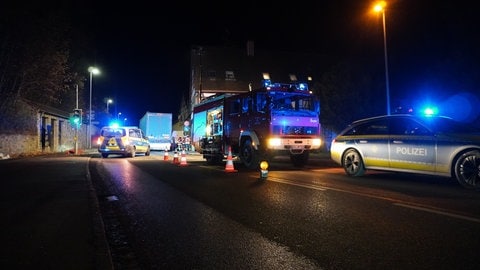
[0,112,88,158]
[0,134,40,157]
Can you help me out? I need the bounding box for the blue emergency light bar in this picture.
[262,80,309,91]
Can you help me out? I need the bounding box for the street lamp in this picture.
[88,66,100,149]
[117,112,122,120]
[374,1,390,115]
[106,98,113,114]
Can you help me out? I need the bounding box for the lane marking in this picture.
[260,175,480,224]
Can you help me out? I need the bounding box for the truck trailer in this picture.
[139,112,172,151]
[192,81,322,169]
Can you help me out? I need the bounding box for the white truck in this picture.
[139,112,173,151]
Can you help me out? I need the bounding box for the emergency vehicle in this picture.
[192,81,322,169]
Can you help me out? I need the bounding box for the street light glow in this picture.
[373,1,386,12]
[88,66,100,149]
[88,66,100,75]
[106,98,113,113]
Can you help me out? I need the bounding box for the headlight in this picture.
[268,138,282,147]
[312,138,322,146]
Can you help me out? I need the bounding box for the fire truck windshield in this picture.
[268,92,318,114]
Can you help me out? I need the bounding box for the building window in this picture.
[207,70,216,81]
[225,70,235,81]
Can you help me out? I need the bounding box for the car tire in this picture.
[342,149,365,177]
[454,150,480,190]
[241,140,259,170]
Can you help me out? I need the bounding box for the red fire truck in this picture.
[191,81,322,169]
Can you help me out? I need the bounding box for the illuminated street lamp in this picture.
[106,98,113,114]
[374,1,391,115]
[117,112,122,120]
[88,66,100,148]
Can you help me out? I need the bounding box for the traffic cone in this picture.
[163,149,169,161]
[179,150,188,166]
[224,146,237,172]
[172,151,179,164]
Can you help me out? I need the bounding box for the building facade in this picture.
[188,41,330,118]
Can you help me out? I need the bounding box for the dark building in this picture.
[187,41,331,119]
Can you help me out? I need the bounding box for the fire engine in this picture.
[191,80,322,169]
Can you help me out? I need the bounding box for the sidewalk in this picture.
[0,150,112,269]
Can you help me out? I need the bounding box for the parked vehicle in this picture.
[139,112,172,151]
[330,114,480,190]
[192,81,322,169]
[97,125,151,158]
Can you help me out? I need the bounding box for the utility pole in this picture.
[75,84,79,155]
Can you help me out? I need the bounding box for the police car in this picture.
[97,125,151,158]
[330,114,480,190]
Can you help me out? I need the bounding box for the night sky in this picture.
[78,0,479,124]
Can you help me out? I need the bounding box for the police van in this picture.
[97,125,151,158]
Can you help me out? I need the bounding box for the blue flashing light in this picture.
[109,122,120,128]
[297,83,307,91]
[264,81,309,92]
[422,106,438,117]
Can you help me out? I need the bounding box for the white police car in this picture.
[330,114,480,190]
[97,126,151,158]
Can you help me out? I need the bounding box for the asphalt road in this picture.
[91,151,480,269]
[2,150,480,269]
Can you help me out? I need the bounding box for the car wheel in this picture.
[130,148,136,158]
[145,147,151,156]
[342,149,365,177]
[454,150,480,190]
[241,140,259,170]
[101,153,108,158]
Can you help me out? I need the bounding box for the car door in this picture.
[388,117,436,172]
[130,128,149,152]
[351,118,390,168]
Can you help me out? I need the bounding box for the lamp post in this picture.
[117,112,122,120]
[374,1,390,115]
[88,66,100,149]
[106,98,113,114]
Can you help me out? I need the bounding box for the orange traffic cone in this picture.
[179,150,188,166]
[163,149,169,161]
[225,146,237,172]
[172,152,179,164]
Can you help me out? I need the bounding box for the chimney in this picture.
[247,40,254,56]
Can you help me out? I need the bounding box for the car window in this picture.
[389,118,431,135]
[102,128,125,137]
[345,119,388,135]
[130,129,142,138]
